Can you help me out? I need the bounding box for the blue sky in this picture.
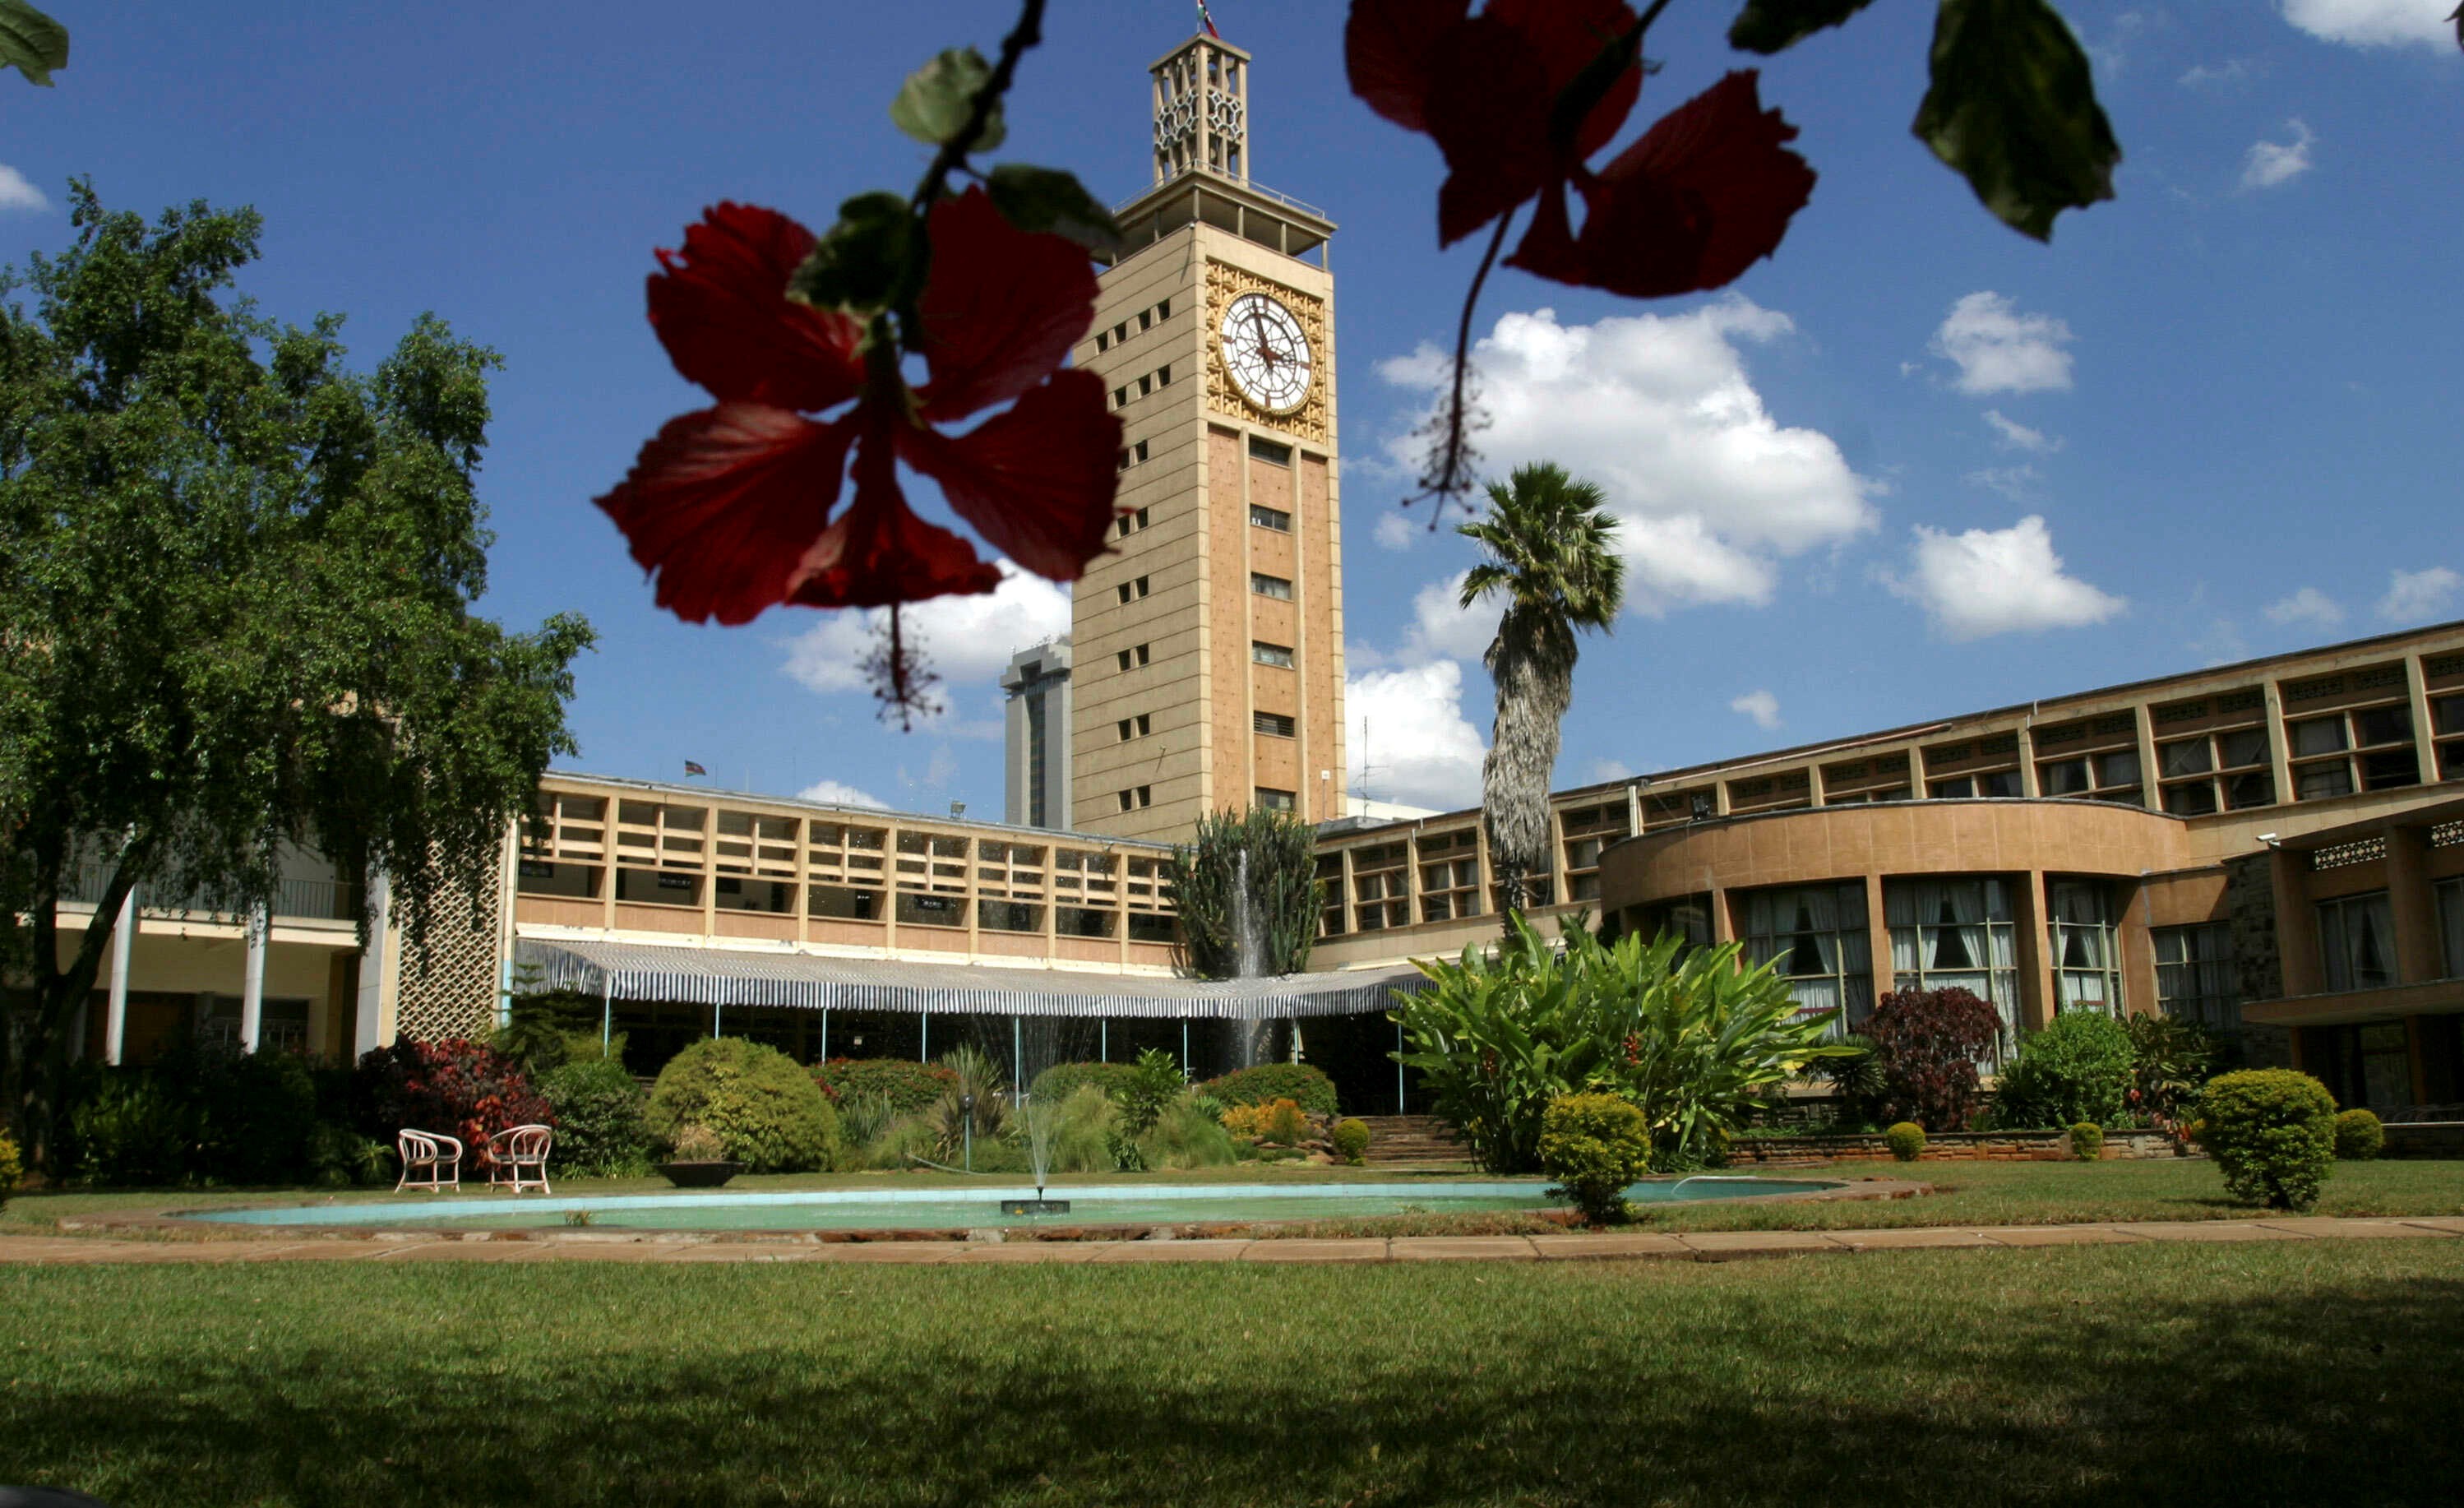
[7,2,2458,815]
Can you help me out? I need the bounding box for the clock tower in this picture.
[1070,30,1347,841]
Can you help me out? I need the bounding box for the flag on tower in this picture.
[1195,2,1221,39]
[682,761,708,778]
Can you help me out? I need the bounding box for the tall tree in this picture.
[0,183,594,1159]
[1459,462,1625,920]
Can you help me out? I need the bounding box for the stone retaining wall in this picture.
[1730,1128,2189,1167]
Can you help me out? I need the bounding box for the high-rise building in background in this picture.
[1070,33,1348,840]
[1001,639,1073,830]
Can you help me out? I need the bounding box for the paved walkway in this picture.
[2,1216,2458,1266]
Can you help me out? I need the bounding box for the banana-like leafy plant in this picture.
[1392,912,1853,1172]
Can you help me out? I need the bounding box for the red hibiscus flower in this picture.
[598,188,1121,626]
[1346,0,1815,297]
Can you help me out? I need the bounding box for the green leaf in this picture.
[0,0,69,87]
[1727,0,1878,54]
[788,192,915,314]
[889,46,1005,152]
[984,164,1123,256]
[1912,0,2120,241]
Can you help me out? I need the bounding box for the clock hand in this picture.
[1247,303,1279,368]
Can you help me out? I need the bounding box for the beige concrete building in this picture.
[1070,34,1348,840]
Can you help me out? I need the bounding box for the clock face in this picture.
[1218,293,1312,414]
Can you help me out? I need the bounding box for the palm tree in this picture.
[1459,462,1625,921]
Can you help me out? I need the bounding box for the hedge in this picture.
[1195,1062,1337,1117]
[810,1057,959,1115]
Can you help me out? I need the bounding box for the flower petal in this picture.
[788,415,1004,609]
[897,369,1120,584]
[915,187,1099,423]
[1344,0,1472,133]
[648,203,865,412]
[1485,0,1643,162]
[594,403,856,626]
[1574,72,1814,297]
[1424,0,1640,245]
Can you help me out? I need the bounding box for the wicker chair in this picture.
[487,1124,554,1195]
[395,1129,463,1193]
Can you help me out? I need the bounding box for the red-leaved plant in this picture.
[354,1039,556,1170]
[1864,986,2004,1132]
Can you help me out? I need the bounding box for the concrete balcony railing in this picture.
[57,863,361,923]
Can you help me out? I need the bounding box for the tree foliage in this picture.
[1394,911,1849,1173]
[1167,806,1319,978]
[1458,463,1624,918]
[0,183,592,1156]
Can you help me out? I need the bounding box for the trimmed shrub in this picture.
[354,1038,556,1170]
[647,1038,844,1173]
[1029,1062,1142,1107]
[1994,1012,2135,1130]
[2196,1070,2337,1211]
[1865,988,2004,1132]
[0,1131,20,1207]
[669,1124,726,1162]
[2333,1108,2384,1161]
[809,1057,957,1115]
[1332,1117,1371,1164]
[2069,1122,2105,1161]
[1539,1094,1652,1224]
[1884,1122,1926,1162]
[540,1056,653,1177]
[1196,1062,1338,1117]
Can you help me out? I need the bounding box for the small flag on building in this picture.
[683,761,708,777]
[1196,1,1221,39]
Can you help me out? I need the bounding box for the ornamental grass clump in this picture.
[647,1038,843,1173]
[1884,1122,1926,1163]
[2194,1070,2337,1211]
[2069,1122,2104,1161]
[1538,1094,1653,1225]
[2333,1108,2384,1161]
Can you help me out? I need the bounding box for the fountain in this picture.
[1228,847,1276,1071]
[1001,1090,1069,1216]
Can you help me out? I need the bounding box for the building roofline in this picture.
[539,770,1179,852]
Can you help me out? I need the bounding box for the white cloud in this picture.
[1373,511,1420,551]
[1965,465,2044,502]
[1983,409,2059,452]
[2378,566,2461,623]
[0,166,46,214]
[1930,292,2076,396]
[1730,690,1782,731]
[1398,571,1505,663]
[2281,0,2457,50]
[1381,298,1875,618]
[1347,659,1487,812]
[1584,757,1636,784]
[2264,586,2345,627]
[2241,119,2317,191]
[781,559,1070,701]
[797,779,888,810]
[1887,516,2126,640]
[2179,57,2263,88]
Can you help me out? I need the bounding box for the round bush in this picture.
[1994,1012,2135,1130]
[1195,1062,1338,1117]
[541,1056,653,1177]
[2333,1108,2384,1161]
[809,1057,957,1115]
[1538,1094,1652,1224]
[1884,1122,1926,1162]
[1332,1117,1371,1164]
[0,1131,21,1208]
[2069,1122,2105,1161]
[649,1038,844,1173]
[2196,1070,2337,1211]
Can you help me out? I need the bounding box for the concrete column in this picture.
[104,885,136,1066]
[2271,848,2323,997]
[2384,824,2438,985]
[2406,656,2440,792]
[2262,681,2295,809]
[240,904,268,1051]
[354,869,390,1053]
[1864,872,1893,1000]
[2013,870,2055,1033]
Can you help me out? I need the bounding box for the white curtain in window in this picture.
[1801,889,1840,976]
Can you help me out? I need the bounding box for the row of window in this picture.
[1114,442,1151,474]
[1110,363,1173,409]
[1092,296,1172,354]
[1113,505,1153,539]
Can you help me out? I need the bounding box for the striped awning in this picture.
[512,937,1429,1020]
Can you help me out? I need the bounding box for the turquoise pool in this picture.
[186,1177,1841,1233]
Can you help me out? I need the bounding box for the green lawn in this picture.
[2,1243,2458,1506]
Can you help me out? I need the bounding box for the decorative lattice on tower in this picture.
[1153,34,1248,185]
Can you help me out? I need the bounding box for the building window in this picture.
[1884,879,2019,1045]
[1116,713,1150,741]
[2155,923,2239,1034]
[1255,787,1295,812]
[1157,363,1172,386]
[1115,643,1151,673]
[1095,331,1109,353]
[977,899,1044,934]
[1741,883,1873,1034]
[1112,386,1128,409]
[1253,710,1295,738]
[1929,770,2022,799]
[1139,308,1153,331]
[1415,830,1482,923]
[1114,576,1149,604]
[1248,437,1292,466]
[1252,641,1294,668]
[1138,374,1153,396]
[1113,321,1128,343]
[1250,572,1293,601]
[1250,503,1292,532]
[2048,881,2124,1015]
[1116,785,1154,814]
[2317,890,2397,992]
[1156,297,1171,320]
[2291,697,2420,801]
[2434,692,2464,779]
[1350,843,1411,931]
[2439,877,2464,978]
